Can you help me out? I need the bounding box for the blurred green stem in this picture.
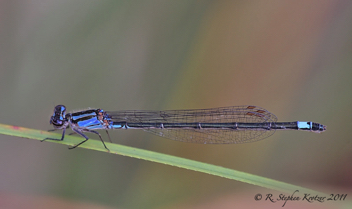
[0,123,326,195]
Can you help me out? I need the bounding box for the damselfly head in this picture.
[50,105,67,128]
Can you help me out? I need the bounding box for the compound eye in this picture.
[55,105,66,115]
[50,105,67,128]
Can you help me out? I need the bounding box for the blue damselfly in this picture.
[42,105,326,150]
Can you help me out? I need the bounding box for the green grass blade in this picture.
[0,123,326,195]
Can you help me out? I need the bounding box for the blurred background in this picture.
[1,0,352,208]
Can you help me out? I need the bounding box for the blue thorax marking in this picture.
[71,110,98,121]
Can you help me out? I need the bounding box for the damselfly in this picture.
[42,105,326,150]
